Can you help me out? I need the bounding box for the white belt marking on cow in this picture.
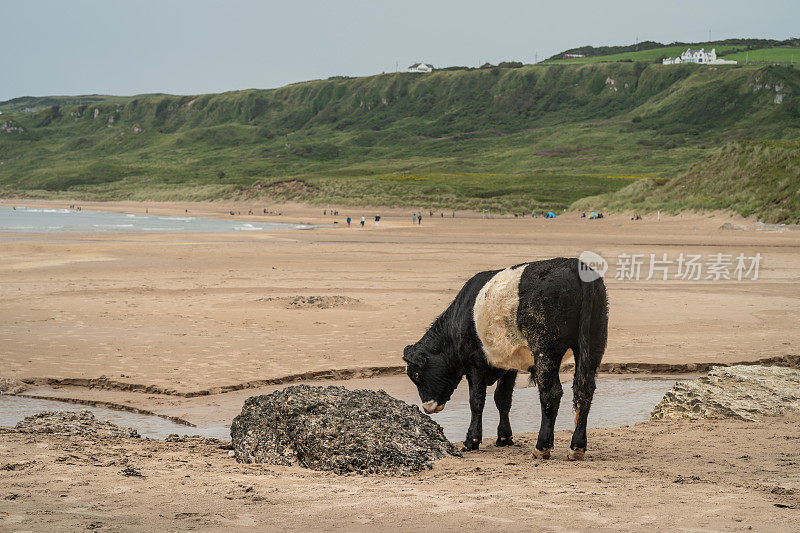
[473,265,534,372]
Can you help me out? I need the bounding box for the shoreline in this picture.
[13,353,800,398]
[0,196,755,227]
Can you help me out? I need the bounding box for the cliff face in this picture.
[0,63,797,208]
[4,63,795,136]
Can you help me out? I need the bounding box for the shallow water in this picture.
[0,395,226,439]
[428,377,677,442]
[0,206,316,233]
[1,377,677,442]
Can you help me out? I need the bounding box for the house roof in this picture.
[408,63,433,69]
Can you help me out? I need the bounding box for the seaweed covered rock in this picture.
[230,385,459,475]
[651,365,800,421]
[15,410,140,438]
[0,377,28,395]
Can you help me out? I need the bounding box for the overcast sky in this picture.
[2,0,798,101]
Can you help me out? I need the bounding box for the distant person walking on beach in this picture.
[346,216,351,227]
[417,214,422,225]
[374,215,380,226]
[360,216,365,227]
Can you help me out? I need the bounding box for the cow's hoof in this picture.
[566,448,585,461]
[530,447,552,460]
[461,438,480,452]
[495,436,514,447]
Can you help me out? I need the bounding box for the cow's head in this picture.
[403,344,462,414]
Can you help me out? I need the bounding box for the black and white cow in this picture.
[403,257,608,460]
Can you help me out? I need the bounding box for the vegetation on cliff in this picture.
[1,62,798,214]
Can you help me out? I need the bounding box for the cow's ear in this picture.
[403,346,427,368]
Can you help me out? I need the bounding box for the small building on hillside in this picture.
[662,48,737,65]
[563,53,586,59]
[682,48,716,63]
[407,62,434,73]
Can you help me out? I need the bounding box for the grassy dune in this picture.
[573,141,800,224]
[1,62,799,213]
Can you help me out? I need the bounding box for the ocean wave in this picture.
[234,224,264,231]
[14,207,71,214]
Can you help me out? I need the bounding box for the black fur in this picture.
[403,257,608,454]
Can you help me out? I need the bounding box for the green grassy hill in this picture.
[723,47,800,65]
[548,38,800,61]
[573,141,800,223]
[546,39,800,70]
[544,45,743,65]
[1,62,799,213]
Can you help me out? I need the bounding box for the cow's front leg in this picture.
[463,370,486,451]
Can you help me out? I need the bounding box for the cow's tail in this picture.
[574,262,608,409]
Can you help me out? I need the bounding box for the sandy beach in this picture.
[2,415,798,531]
[1,199,799,531]
[1,199,798,392]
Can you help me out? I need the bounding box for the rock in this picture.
[719,222,746,231]
[651,365,800,421]
[753,222,799,232]
[230,385,459,475]
[15,410,140,438]
[0,378,28,395]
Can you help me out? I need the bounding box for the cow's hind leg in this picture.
[531,352,563,459]
[568,345,600,460]
[494,370,517,447]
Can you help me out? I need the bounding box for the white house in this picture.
[663,48,737,65]
[682,48,716,63]
[407,62,434,73]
